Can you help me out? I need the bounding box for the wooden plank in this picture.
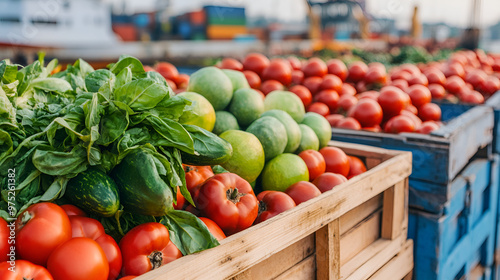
[231,235,315,280]
[403,271,413,280]
[368,240,414,280]
[366,158,382,170]
[341,233,406,279]
[382,179,407,239]
[340,194,383,236]
[340,210,381,264]
[316,219,340,280]
[137,148,412,280]
[275,255,316,280]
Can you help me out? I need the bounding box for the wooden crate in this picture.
[367,240,414,280]
[137,141,412,280]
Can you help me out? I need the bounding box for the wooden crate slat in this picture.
[382,179,407,239]
[339,194,382,236]
[367,240,414,280]
[274,255,316,280]
[340,210,381,264]
[316,219,340,280]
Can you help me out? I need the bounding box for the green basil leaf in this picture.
[115,66,133,89]
[32,146,88,176]
[97,104,129,146]
[73,59,95,78]
[114,79,171,111]
[30,78,72,94]
[110,56,145,76]
[152,95,192,122]
[145,115,194,154]
[85,69,115,93]
[0,60,19,84]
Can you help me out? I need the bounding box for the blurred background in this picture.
[0,0,499,69]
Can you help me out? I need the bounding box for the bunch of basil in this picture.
[0,55,219,255]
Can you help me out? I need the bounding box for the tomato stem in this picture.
[258,201,267,216]
[148,251,163,270]
[226,188,245,204]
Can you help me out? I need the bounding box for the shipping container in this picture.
[112,24,138,41]
[206,25,247,40]
[189,10,206,26]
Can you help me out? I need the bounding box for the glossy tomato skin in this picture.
[377,86,410,117]
[327,59,348,81]
[336,117,361,130]
[219,58,243,71]
[313,173,347,193]
[289,85,313,107]
[348,99,383,128]
[461,90,485,104]
[155,62,179,82]
[199,217,226,241]
[184,165,214,198]
[16,203,72,266]
[418,103,441,122]
[408,74,429,86]
[0,260,53,280]
[390,79,409,92]
[347,156,367,179]
[347,61,368,82]
[120,223,182,276]
[365,67,387,85]
[291,70,305,85]
[407,85,432,108]
[428,84,446,99]
[261,80,285,95]
[326,114,345,127]
[288,56,302,70]
[47,237,109,280]
[255,192,296,224]
[320,74,343,92]
[285,181,322,205]
[0,219,8,263]
[242,53,270,76]
[70,216,122,280]
[173,186,186,210]
[445,75,466,94]
[299,150,326,181]
[175,74,190,89]
[118,277,137,280]
[302,57,328,78]
[336,95,358,114]
[425,70,446,86]
[195,173,259,235]
[307,102,330,117]
[319,147,350,177]
[357,91,379,101]
[302,76,323,95]
[262,60,292,86]
[416,121,440,134]
[384,115,416,134]
[61,205,86,217]
[243,70,261,89]
[315,89,339,112]
[340,83,357,96]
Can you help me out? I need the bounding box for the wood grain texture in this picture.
[340,210,381,264]
[316,219,340,280]
[367,240,414,280]
[382,179,407,239]
[275,255,316,280]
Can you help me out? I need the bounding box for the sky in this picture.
[107,0,500,28]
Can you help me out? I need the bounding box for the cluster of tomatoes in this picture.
[144,62,190,93]
[0,202,185,280]
[177,147,366,238]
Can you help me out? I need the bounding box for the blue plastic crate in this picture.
[408,155,499,280]
[332,105,494,186]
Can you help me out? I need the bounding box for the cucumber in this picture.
[111,148,173,216]
[65,169,120,217]
[181,124,233,166]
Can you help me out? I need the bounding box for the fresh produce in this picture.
[180,125,233,166]
[320,147,350,177]
[184,165,214,197]
[285,181,322,205]
[228,88,265,128]
[187,66,233,110]
[221,69,250,91]
[61,205,86,217]
[301,112,333,149]
[242,53,270,76]
[0,260,53,280]
[199,217,226,241]
[47,238,107,280]
[246,116,288,161]
[213,111,240,135]
[264,90,306,123]
[313,173,348,193]
[298,150,326,181]
[296,124,320,153]
[261,110,302,153]
[177,92,216,132]
[194,173,259,235]
[119,222,182,276]
[15,203,72,266]
[347,156,367,179]
[65,169,120,217]
[254,191,296,224]
[261,153,309,192]
[0,218,8,263]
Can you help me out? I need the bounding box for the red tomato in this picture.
[340,83,357,96]
[461,90,485,104]
[184,165,214,199]
[337,95,358,114]
[408,74,429,86]
[348,99,383,127]
[166,79,177,91]
[0,260,53,280]
[391,70,412,81]
[173,186,186,210]
[312,173,347,193]
[118,277,137,280]
[425,70,446,86]
[289,85,313,107]
[319,147,350,177]
[243,70,261,89]
[307,102,330,117]
[261,80,284,95]
[16,203,71,266]
[302,57,328,78]
[285,181,322,205]
[378,86,410,117]
[199,217,226,241]
[363,125,382,132]
[291,70,305,85]
[347,61,368,82]
[0,219,9,263]
[255,89,266,100]
[60,204,86,217]
[418,103,441,122]
[155,62,179,82]
[320,74,343,92]
[242,53,270,76]
[336,117,362,130]
[175,74,190,89]
[416,121,440,134]
[299,150,326,181]
[254,192,296,224]
[365,67,387,85]
[120,223,182,276]
[405,104,418,115]
[195,173,259,235]
[288,56,302,70]
[315,89,339,112]
[69,216,122,280]
[302,76,323,95]
[429,84,446,99]
[465,70,486,89]
[400,64,421,76]
[357,91,380,101]
[48,237,108,280]
[326,114,345,127]
[143,65,155,72]
[262,60,292,86]
[347,156,367,179]
[355,80,368,93]
[401,110,422,128]
[219,58,243,71]
[256,191,274,201]
[445,75,466,94]
[443,63,465,78]
[384,115,416,133]
[327,59,348,81]
[407,85,431,108]
[481,76,500,95]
